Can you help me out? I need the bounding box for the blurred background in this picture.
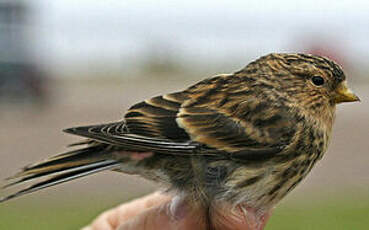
[0,0,368,229]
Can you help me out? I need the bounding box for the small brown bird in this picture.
[1,53,359,229]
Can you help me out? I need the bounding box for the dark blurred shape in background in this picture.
[0,62,48,104]
[0,1,48,105]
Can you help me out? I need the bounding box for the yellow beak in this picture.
[335,81,360,104]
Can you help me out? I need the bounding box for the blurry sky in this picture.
[25,0,369,74]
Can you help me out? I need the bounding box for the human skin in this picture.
[82,192,269,230]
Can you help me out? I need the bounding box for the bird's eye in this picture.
[311,76,325,86]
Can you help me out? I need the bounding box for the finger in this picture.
[113,192,172,224]
[117,198,206,230]
[83,192,171,230]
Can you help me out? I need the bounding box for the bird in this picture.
[0,53,359,229]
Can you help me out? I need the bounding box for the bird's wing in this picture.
[66,74,297,160]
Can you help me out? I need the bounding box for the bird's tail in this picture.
[0,144,120,203]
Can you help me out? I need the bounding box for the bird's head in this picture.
[242,53,360,128]
[246,53,360,106]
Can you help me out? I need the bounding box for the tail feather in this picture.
[2,159,115,189]
[0,160,120,203]
[1,144,119,203]
[67,140,95,147]
[12,145,111,180]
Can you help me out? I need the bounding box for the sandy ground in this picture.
[0,77,368,204]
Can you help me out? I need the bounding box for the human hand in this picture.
[82,192,270,230]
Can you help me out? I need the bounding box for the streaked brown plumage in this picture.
[0,53,359,229]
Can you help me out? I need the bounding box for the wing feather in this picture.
[63,124,199,154]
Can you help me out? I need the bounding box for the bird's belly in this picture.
[222,152,324,209]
